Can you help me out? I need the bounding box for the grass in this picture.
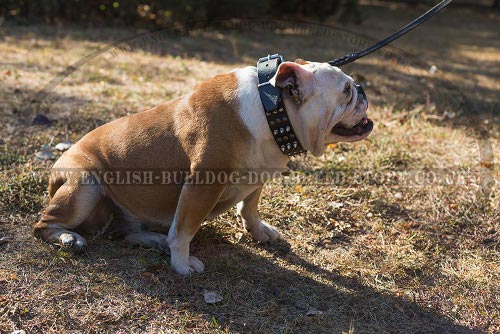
[0,3,499,333]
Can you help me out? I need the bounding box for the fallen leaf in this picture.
[394,192,404,200]
[330,202,344,209]
[203,290,223,304]
[0,269,18,282]
[443,111,455,119]
[35,145,55,161]
[11,330,26,334]
[429,65,437,75]
[404,221,419,229]
[479,161,494,169]
[306,307,323,316]
[141,271,159,283]
[0,236,13,245]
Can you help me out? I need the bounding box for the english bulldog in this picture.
[34,60,373,275]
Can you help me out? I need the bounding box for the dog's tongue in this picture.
[355,118,370,133]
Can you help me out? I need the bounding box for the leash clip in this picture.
[258,54,284,64]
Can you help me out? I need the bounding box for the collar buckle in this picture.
[257,54,306,157]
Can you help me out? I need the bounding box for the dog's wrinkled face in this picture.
[270,61,373,157]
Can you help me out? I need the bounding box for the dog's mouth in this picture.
[331,117,374,137]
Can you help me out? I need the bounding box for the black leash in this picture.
[258,0,454,156]
[328,0,454,67]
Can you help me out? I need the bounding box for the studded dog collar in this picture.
[257,54,306,156]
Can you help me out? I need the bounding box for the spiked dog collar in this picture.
[257,54,306,156]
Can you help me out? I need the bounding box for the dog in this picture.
[33,59,373,275]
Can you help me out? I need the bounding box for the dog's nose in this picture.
[355,83,366,101]
[355,83,368,109]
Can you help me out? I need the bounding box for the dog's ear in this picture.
[270,62,313,104]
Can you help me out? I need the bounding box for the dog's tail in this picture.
[47,169,67,199]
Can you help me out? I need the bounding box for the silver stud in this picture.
[273,129,278,135]
[280,128,284,134]
[281,145,286,152]
[293,141,298,148]
[286,125,291,132]
[287,143,291,150]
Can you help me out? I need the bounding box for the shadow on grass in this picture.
[44,225,476,334]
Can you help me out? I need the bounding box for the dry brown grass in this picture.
[0,4,499,333]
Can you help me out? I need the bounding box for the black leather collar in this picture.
[257,54,306,156]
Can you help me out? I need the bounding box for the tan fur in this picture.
[34,73,249,252]
[294,58,309,65]
[33,61,372,275]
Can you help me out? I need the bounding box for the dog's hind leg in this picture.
[33,173,105,252]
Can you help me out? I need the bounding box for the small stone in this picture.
[11,330,26,334]
[54,141,72,151]
[394,192,404,200]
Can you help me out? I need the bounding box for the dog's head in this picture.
[270,60,373,157]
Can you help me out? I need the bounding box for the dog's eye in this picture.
[343,83,352,97]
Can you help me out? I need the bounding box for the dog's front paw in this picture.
[248,221,280,243]
[171,256,205,276]
[58,232,87,252]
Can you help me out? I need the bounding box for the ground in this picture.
[0,3,499,334]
